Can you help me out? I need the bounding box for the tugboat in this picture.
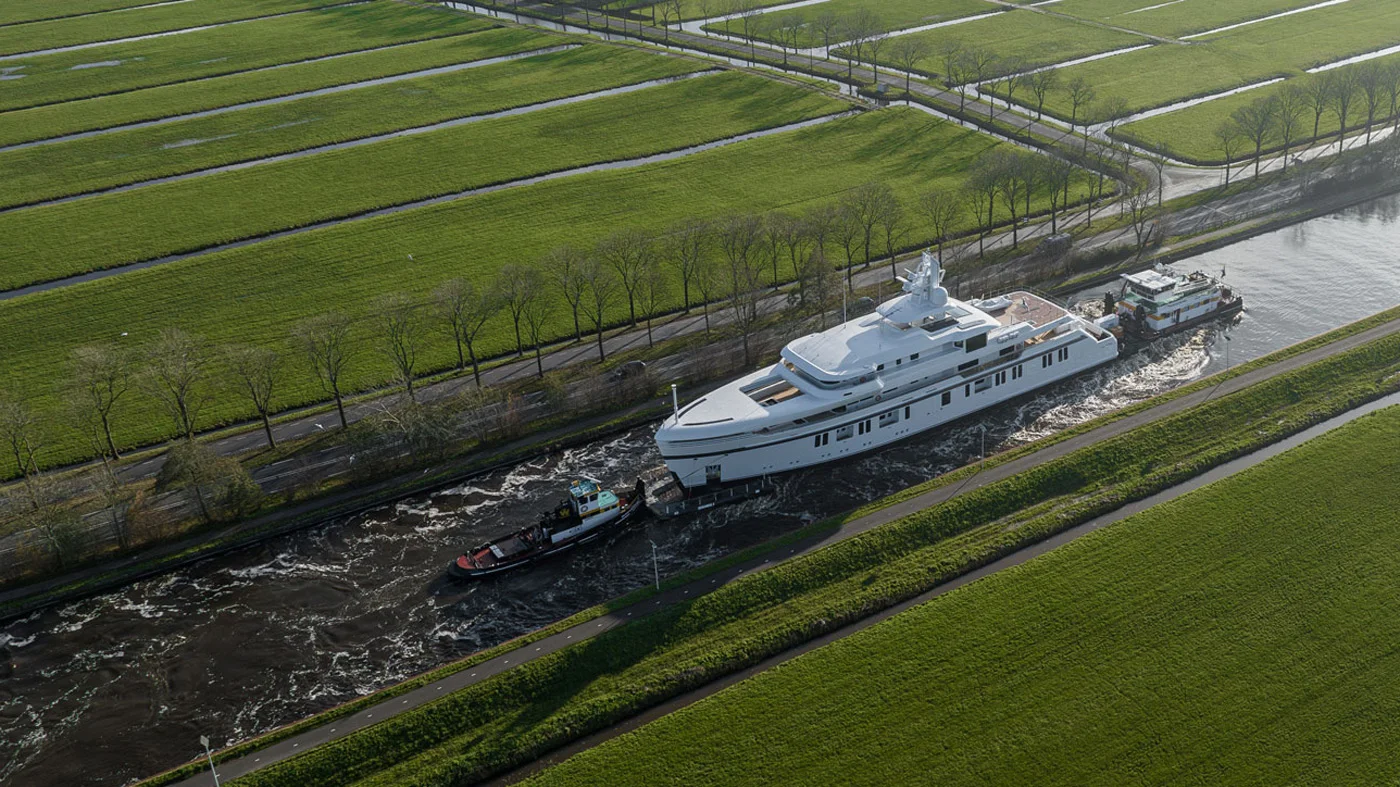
[1108,265,1243,341]
[448,477,647,579]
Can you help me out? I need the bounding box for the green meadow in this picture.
[0,27,553,148]
[0,67,806,289]
[1035,0,1400,119]
[705,0,990,46]
[0,0,167,26]
[1054,0,1326,38]
[0,0,345,56]
[528,406,1400,787]
[1117,53,1400,162]
[0,44,704,209]
[0,107,1088,465]
[860,8,1147,77]
[0,1,491,111]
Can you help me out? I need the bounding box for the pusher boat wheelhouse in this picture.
[1112,265,1243,340]
[449,477,646,578]
[655,252,1121,490]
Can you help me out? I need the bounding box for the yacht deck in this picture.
[990,292,1064,328]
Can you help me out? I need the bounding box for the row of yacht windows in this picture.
[812,406,914,447]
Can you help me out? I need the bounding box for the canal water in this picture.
[3,195,1400,786]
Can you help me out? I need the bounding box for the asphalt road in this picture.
[165,310,1400,787]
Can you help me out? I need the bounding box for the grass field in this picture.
[0,44,702,209]
[0,107,1088,466]
[222,319,1400,787]
[0,0,346,56]
[856,8,1147,78]
[1116,52,1400,162]
[0,0,169,27]
[1052,0,1326,38]
[0,27,553,148]
[527,406,1400,786]
[0,1,492,112]
[629,0,795,23]
[703,0,991,47]
[1034,0,1400,120]
[0,66,805,289]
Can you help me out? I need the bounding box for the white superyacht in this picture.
[655,251,1120,489]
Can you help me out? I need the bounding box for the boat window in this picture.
[941,391,952,406]
[878,410,899,428]
[958,360,978,372]
[1058,347,1070,361]
[974,377,992,393]
[1012,364,1023,381]
[836,425,854,441]
[1000,345,1017,356]
[995,371,1006,385]
[965,333,988,352]
[905,405,911,419]
[910,353,920,361]
[876,363,885,371]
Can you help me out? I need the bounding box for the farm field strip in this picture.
[0,59,753,283]
[0,2,491,112]
[6,70,716,212]
[0,44,693,208]
[0,27,545,149]
[1049,0,1329,37]
[1310,42,1400,72]
[0,41,572,154]
[971,43,1153,86]
[525,407,1400,787]
[1179,0,1349,39]
[0,108,1086,466]
[0,0,188,27]
[0,0,352,57]
[1031,0,1400,119]
[704,0,993,47]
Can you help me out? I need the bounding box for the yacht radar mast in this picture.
[878,250,948,328]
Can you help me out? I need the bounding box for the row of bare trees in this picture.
[1215,61,1400,184]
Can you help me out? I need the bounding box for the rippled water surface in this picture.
[5,196,1400,786]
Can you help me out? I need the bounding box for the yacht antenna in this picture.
[671,384,679,421]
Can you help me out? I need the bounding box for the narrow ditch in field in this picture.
[0,43,582,153]
[0,68,718,213]
[0,110,857,300]
[0,1,368,60]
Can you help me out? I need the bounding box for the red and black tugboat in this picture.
[448,477,647,579]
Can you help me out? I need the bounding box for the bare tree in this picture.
[864,30,890,84]
[499,263,537,357]
[1232,97,1277,179]
[1385,61,1400,132]
[663,218,709,314]
[889,36,930,95]
[1301,71,1334,142]
[433,278,499,386]
[761,212,794,288]
[846,182,892,268]
[876,193,909,278]
[223,344,282,449]
[1066,76,1096,150]
[374,293,426,402]
[995,57,1028,121]
[803,203,840,259]
[814,9,841,61]
[736,0,761,63]
[692,252,720,335]
[635,256,670,347]
[1025,68,1060,121]
[1042,156,1075,233]
[834,202,863,287]
[1276,84,1304,172]
[579,257,617,362]
[658,0,682,40]
[1330,67,1360,153]
[919,189,962,258]
[598,228,652,327]
[1145,140,1169,207]
[797,247,840,327]
[69,344,130,460]
[961,47,1001,119]
[544,245,587,342]
[991,150,1026,248]
[293,313,354,429]
[1357,61,1386,145]
[518,273,553,377]
[937,39,964,85]
[0,396,42,508]
[1125,183,1157,252]
[966,154,1001,257]
[718,214,767,364]
[840,9,880,81]
[141,328,209,441]
[1215,120,1242,187]
[780,212,814,287]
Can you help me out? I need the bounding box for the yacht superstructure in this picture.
[655,252,1120,489]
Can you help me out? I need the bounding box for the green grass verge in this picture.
[1116,53,1400,163]
[226,306,1400,787]
[0,43,702,209]
[0,0,346,56]
[529,404,1400,786]
[1052,0,1324,37]
[0,0,168,27]
[0,1,492,112]
[853,8,1147,77]
[703,0,990,47]
[1034,0,1400,121]
[0,107,1090,469]
[0,27,553,148]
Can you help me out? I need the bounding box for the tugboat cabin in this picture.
[1116,268,1225,333]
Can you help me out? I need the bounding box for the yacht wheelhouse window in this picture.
[878,410,899,428]
[941,391,952,406]
[1000,345,1017,356]
[966,333,988,352]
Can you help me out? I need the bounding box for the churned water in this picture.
[4,195,1400,786]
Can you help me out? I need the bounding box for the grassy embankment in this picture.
[1117,51,1400,163]
[0,108,1093,468]
[0,27,556,147]
[1031,0,1400,120]
[704,0,990,46]
[0,0,346,56]
[0,44,707,208]
[1050,0,1324,37]
[227,311,1400,787]
[854,8,1147,77]
[0,1,491,111]
[0,0,164,26]
[532,405,1400,786]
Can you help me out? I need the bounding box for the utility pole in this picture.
[200,736,221,787]
[649,540,661,590]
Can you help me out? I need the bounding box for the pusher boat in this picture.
[1111,265,1243,341]
[449,477,646,579]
